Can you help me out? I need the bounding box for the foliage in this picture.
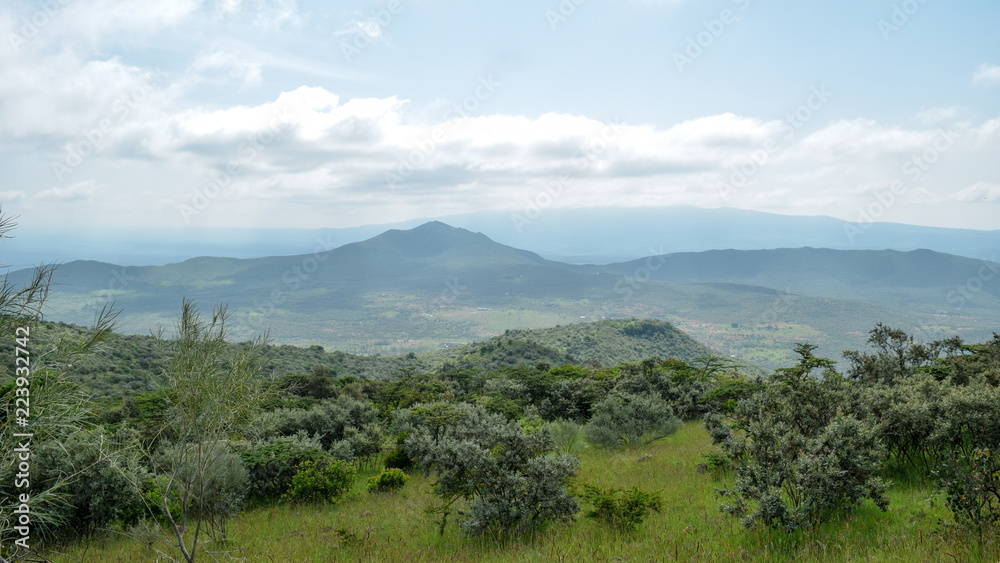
[276,365,339,401]
[938,448,1000,536]
[146,441,249,539]
[404,402,580,537]
[577,484,663,531]
[547,419,589,455]
[284,458,356,504]
[584,392,681,449]
[240,435,332,503]
[718,344,890,531]
[31,427,147,540]
[147,299,272,562]
[266,395,384,465]
[843,323,961,385]
[843,328,1000,473]
[367,468,409,493]
[383,445,415,471]
[0,211,126,558]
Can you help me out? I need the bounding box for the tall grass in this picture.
[45,422,1000,562]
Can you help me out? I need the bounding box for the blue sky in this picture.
[1,0,998,236]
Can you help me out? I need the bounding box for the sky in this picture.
[1,0,999,237]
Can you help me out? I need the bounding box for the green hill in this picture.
[433,318,721,371]
[19,317,730,401]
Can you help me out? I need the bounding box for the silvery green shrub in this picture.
[403,402,580,537]
[718,345,889,531]
[584,392,681,449]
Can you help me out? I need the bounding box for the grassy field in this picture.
[43,423,1000,562]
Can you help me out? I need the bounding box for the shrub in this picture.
[547,419,588,455]
[267,396,384,463]
[718,345,890,532]
[284,459,355,504]
[383,445,415,471]
[938,448,1000,536]
[146,441,249,537]
[578,484,663,531]
[405,402,580,537]
[31,428,147,540]
[367,468,409,493]
[584,392,681,449]
[240,436,332,503]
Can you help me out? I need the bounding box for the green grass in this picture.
[43,423,1000,562]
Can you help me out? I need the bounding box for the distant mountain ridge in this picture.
[7,206,999,268]
[599,247,1000,305]
[8,221,1000,371]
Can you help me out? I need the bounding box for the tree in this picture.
[144,299,272,562]
[843,323,957,385]
[717,344,889,531]
[0,210,126,558]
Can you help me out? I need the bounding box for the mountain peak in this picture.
[353,221,549,268]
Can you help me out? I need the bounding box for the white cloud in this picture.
[797,119,941,160]
[951,182,1000,203]
[913,106,959,125]
[973,63,1000,85]
[38,180,104,201]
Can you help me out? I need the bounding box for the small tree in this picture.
[145,299,272,562]
[584,392,681,449]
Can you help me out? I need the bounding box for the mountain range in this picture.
[8,221,1000,371]
[7,206,999,269]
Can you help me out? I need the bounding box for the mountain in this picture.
[7,206,1000,268]
[7,221,1000,371]
[600,247,1000,309]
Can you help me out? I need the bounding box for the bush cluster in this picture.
[367,468,409,493]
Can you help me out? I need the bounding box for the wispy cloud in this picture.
[973,63,1000,85]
